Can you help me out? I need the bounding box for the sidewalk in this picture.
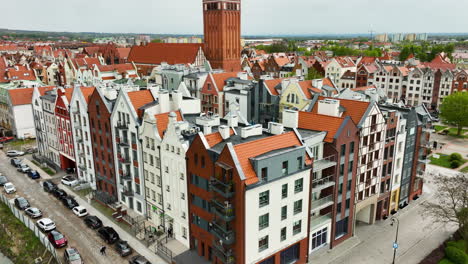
[22,157,168,264]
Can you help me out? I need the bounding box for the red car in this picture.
[0,137,13,143]
[48,230,68,248]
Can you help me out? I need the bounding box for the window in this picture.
[258,236,269,252]
[259,213,269,230]
[293,220,302,235]
[311,227,328,250]
[282,184,288,199]
[294,178,303,193]
[259,191,269,207]
[281,205,287,220]
[293,200,302,214]
[201,156,205,168]
[261,167,268,182]
[340,144,346,156]
[335,217,349,239]
[350,142,355,154]
[280,227,287,241]
[282,161,288,176]
[297,156,302,170]
[182,227,187,239]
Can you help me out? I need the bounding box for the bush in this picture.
[445,246,468,264]
[447,240,467,253]
[451,160,463,169]
[450,153,463,162]
[438,258,454,264]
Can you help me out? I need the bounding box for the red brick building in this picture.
[55,87,76,170]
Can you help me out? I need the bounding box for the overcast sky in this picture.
[1,0,467,35]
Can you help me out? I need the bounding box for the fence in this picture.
[32,154,60,173]
[0,193,61,264]
[156,239,174,263]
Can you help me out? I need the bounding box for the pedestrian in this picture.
[100,246,106,255]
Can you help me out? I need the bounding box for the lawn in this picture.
[434,125,447,132]
[31,160,56,176]
[461,166,468,173]
[5,139,36,148]
[430,153,467,169]
[434,125,468,138]
[0,202,58,264]
[90,200,133,234]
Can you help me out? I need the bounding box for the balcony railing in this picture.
[121,171,131,181]
[118,141,130,148]
[211,199,235,222]
[116,122,128,130]
[212,241,235,264]
[313,155,337,172]
[119,156,131,164]
[312,174,335,189]
[210,221,235,245]
[311,195,334,212]
[310,212,332,228]
[211,177,234,199]
[122,187,134,197]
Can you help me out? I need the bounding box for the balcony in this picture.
[212,242,235,264]
[211,199,235,222]
[78,149,86,158]
[211,177,234,199]
[312,174,335,190]
[122,187,134,197]
[121,171,132,181]
[313,155,337,172]
[74,121,82,129]
[118,141,130,148]
[116,122,128,130]
[118,156,131,164]
[311,195,334,212]
[210,221,235,245]
[78,164,87,171]
[310,212,332,228]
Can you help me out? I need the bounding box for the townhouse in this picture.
[32,86,56,158]
[187,126,312,264]
[70,86,97,189]
[324,57,356,87]
[2,88,38,139]
[38,89,61,168]
[200,72,239,116]
[55,87,76,170]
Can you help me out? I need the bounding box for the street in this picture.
[0,151,152,264]
[310,164,459,264]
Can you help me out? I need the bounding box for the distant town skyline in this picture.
[1,0,468,35]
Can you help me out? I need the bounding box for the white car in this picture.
[37,218,56,232]
[6,150,25,157]
[4,182,16,194]
[61,176,79,187]
[72,206,88,217]
[17,164,31,173]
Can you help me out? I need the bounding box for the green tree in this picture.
[439,92,468,136]
[305,68,324,80]
[151,39,162,43]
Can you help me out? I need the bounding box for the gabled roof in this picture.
[127,90,155,117]
[73,57,101,69]
[274,56,290,67]
[311,96,370,125]
[232,132,304,185]
[8,88,35,106]
[204,129,236,148]
[263,78,282,96]
[128,43,203,65]
[298,80,321,98]
[155,111,183,138]
[209,72,239,92]
[352,84,377,92]
[298,111,347,143]
[80,87,96,104]
[116,48,131,59]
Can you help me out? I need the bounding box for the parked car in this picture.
[64,247,83,264]
[98,226,119,244]
[0,136,14,143]
[25,147,38,154]
[37,218,56,232]
[83,215,102,229]
[43,180,57,192]
[10,158,22,167]
[115,240,132,257]
[72,206,88,217]
[14,197,30,210]
[6,150,25,157]
[17,163,31,173]
[4,182,16,194]
[61,175,79,187]
[52,188,68,199]
[0,176,8,186]
[25,207,42,218]
[27,170,40,179]
[129,255,152,264]
[0,143,3,149]
[48,230,68,248]
[62,197,79,209]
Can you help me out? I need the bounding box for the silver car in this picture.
[25,207,43,218]
[6,150,25,157]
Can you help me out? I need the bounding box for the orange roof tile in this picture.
[9,88,34,106]
[263,78,283,96]
[233,132,304,185]
[274,56,290,67]
[352,84,377,92]
[210,72,239,92]
[205,129,235,148]
[154,111,183,138]
[37,86,56,96]
[298,111,346,143]
[322,77,335,88]
[116,48,131,59]
[127,90,155,117]
[128,43,203,65]
[311,96,370,125]
[298,80,321,99]
[80,87,96,104]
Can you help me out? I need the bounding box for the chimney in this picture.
[171,91,183,110]
[203,125,212,135]
[282,109,298,129]
[268,122,284,135]
[317,98,340,117]
[168,111,177,125]
[227,114,238,128]
[159,90,170,113]
[219,125,230,140]
[312,79,323,89]
[240,124,263,139]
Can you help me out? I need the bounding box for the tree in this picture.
[151,39,162,43]
[439,92,468,136]
[305,68,324,81]
[424,173,468,244]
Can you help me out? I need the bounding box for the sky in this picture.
[1,0,467,36]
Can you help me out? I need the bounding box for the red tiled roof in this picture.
[3,65,36,81]
[352,84,377,92]
[233,132,304,185]
[263,78,282,96]
[127,90,155,117]
[80,87,96,104]
[116,48,131,59]
[205,129,235,148]
[73,57,101,68]
[210,72,239,92]
[9,88,34,106]
[154,111,183,138]
[311,96,370,125]
[298,111,346,143]
[37,86,56,96]
[128,43,203,65]
[298,80,321,99]
[274,56,290,67]
[322,77,335,88]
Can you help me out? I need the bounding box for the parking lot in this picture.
[0,151,142,264]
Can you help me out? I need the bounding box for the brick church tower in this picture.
[203,0,241,72]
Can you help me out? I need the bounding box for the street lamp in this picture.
[390,217,400,264]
